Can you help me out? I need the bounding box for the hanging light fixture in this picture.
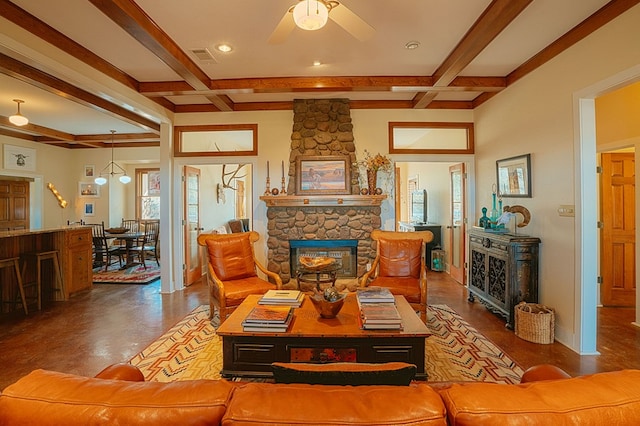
[95,130,131,185]
[293,0,329,31]
[9,99,29,126]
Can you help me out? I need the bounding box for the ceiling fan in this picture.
[268,0,375,44]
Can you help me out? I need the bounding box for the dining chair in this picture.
[360,229,434,322]
[129,220,159,269]
[197,231,282,322]
[88,222,122,271]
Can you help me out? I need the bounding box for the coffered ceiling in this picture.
[0,0,634,148]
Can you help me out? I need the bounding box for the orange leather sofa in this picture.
[2,364,640,425]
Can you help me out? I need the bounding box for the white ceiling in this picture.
[0,0,618,146]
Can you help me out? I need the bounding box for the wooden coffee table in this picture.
[216,293,430,380]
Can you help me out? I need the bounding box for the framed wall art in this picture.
[496,153,531,198]
[295,155,351,195]
[84,202,95,216]
[79,182,100,198]
[3,144,36,172]
[84,165,95,178]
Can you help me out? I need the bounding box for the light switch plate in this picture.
[558,205,575,217]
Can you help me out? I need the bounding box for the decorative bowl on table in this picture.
[105,227,129,234]
[299,256,336,271]
[309,288,346,319]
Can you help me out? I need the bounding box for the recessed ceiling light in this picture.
[216,44,233,53]
[405,41,420,50]
[313,60,322,66]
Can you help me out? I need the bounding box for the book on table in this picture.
[258,290,303,306]
[356,286,395,303]
[358,301,403,330]
[243,305,293,324]
[242,313,293,332]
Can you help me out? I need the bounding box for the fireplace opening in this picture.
[290,239,358,278]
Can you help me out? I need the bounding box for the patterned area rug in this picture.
[93,263,161,284]
[130,304,524,384]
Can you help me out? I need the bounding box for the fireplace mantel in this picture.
[260,194,386,207]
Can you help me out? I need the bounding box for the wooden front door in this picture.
[0,180,29,231]
[183,166,202,286]
[601,152,635,307]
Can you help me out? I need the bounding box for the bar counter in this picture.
[0,227,93,311]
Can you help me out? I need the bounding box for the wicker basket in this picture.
[514,302,555,344]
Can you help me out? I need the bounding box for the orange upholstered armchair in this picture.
[197,231,283,322]
[360,229,434,322]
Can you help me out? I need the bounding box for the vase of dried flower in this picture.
[366,169,377,195]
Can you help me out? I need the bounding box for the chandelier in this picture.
[95,130,131,185]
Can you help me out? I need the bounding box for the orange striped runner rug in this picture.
[130,304,524,384]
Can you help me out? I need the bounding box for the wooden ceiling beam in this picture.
[508,0,640,85]
[413,0,532,109]
[0,53,160,133]
[89,0,233,112]
[0,116,74,141]
[138,76,504,96]
[0,0,138,91]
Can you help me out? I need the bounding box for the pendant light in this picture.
[95,130,131,185]
[9,99,29,126]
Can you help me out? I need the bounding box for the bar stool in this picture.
[0,257,28,314]
[21,250,65,310]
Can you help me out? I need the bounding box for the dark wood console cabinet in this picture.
[467,229,540,328]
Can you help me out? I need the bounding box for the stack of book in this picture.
[356,287,402,330]
[258,289,303,307]
[242,305,293,332]
[356,286,395,303]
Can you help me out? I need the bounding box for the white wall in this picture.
[473,4,640,351]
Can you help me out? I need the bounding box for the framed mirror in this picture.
[496,154,531,198]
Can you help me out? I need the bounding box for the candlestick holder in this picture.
[280,176,286,195]
[264,176,271,196]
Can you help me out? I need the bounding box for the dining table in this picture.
[106,231,144,270]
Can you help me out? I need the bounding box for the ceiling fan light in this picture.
[95,176,107,185]
[119,174,131,184]
[9,99,28,126]
[293,0,329,31]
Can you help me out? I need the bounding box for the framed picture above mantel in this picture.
[295,155,351,196]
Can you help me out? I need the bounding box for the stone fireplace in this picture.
[262,99,384,285]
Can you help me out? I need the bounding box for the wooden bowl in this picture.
[105,227,129,234]
[309,293,346,319]
[299,256,336,271]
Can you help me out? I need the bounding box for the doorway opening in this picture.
[394,160,473,285]
[182,163,253,287]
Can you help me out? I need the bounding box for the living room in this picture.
[1,0,640,407]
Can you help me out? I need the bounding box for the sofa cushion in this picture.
[439,369,640,426]
[271,361,417,385]
[223,382,447,425]
[0,369,234,426]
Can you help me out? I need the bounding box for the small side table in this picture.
[295,264,340,291]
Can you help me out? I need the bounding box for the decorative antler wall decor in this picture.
[221,164,247,190]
